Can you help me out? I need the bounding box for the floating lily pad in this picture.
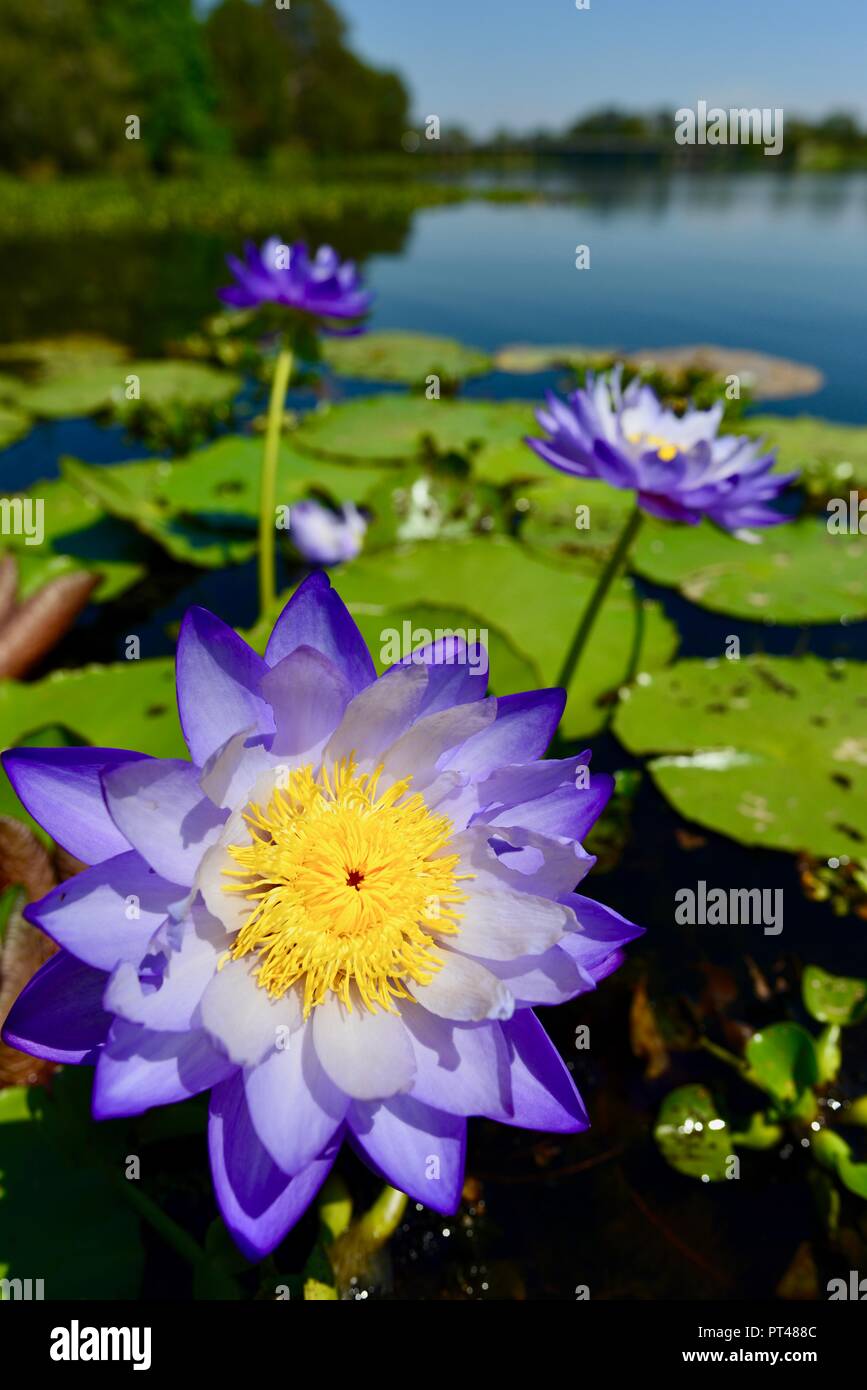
[746,415,867,504]
[0,333,131,381]
[61,441,390,568]
[294,395,541,473]
[15,360,241,421]
[337,536,677,739]
[0,658,185,759]
[802,965,867,1027]
[494,343,614,374]
[745,1023,819,1110]
[519,476,636,560]
[0,403,30,450]
[632,517,867,624]
[323,331,491,386]
[654,1084,732,1182]
[631,347,823,401]
[613,655,867,857]
[363,464,507,549]
[4,476,149,601]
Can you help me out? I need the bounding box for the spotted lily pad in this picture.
[0,659,185,759]
[15,360,241,421]
[323,331,491,386]
[336,536,678,739]
[613,655,867,857]
[632,517,867,624]
[654,1084,732,1182]
[802,965,867,1027]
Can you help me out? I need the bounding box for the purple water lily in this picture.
[2,574,640,1259]
[219,237,372,330]
[290,499,367,566]
[528,367,797,529]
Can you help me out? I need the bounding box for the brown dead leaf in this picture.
[0,570,100,678]
[629,976,670,1079]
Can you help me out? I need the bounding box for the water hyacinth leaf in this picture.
[61,443,390,569]
[337,536,678,738]
[744,1023,819,1108]
[0,659,185,758]
[293,394,540,470]
[323,330,492,386]
[0,1077,144,1298]
[654,1084,731,1182]
[14,360,241,421]
[614,655,867,857]
[802,964,867,1027]
[632,517,867,624]
[745,414,867,504]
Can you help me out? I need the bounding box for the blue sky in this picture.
[194,1,867,135]
[335,0,867,135]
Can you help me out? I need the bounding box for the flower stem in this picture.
[258,345,294,619]
[356,1184,408,1245]
[557,506,643,695]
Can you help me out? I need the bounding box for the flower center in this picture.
[222,758,467,1015]
[626,431,680,462]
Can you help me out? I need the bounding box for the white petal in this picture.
[408,952,514,1022]
[452,884,571,961]
[311,994,416,1100]
[199,958,302,1066]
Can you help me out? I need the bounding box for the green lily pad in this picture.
[0,1073,144,1299]
[654,1084,732,1182]
[632,517,867,624]
[337,536,678,740]
[519,476,637,561]
[802,964,867,1027]
[323,331,491,386]
[613,655,867,857]
[16,360,241,421]
[0,333,131,380]
[0,402,30,450]
[494,343,614,374]
[294,395,542,473]
[0,658,185,759]
[746,415,867,504]
[4,475,149,601]
[363,464,508,549]
[61,441,390,568]
[745,1023,819,1109]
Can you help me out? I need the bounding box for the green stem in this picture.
[258,345,294,619]
[698,1036,748,1075]
[116,1178,205,1268]
[357,1184,408,1245]
[557,506,643,695]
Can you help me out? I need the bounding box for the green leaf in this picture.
[746,414,867,504]
[335,536,678,739]
[0,402,30,449]
[632,517,867,625]
[16,360,241,421]
[744,1022,819,1109]
[294,395,544,476]
[0,1074,144,1298]
[730,1111,784,1150]
[61,440,390,568]
[802,964,867,1027]
[654,1084,732,1182]
[811,1127,867,1200]
[323,331,492,386]
[363,463,508,548]
[0,659,185,758]
[613,655,867,857]
[519,475,638,563]
[0,333,130,380]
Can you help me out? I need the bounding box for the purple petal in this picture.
[260,645,352,757]
[349,1094,466,1213]
[244,1024,348,1175]
[2,746,148,864]
[265,572,376,697]
[402,1002,513,1119]
[445,689,566,781]
[2,951,110,1063]
[176,607,274,767]
[496,1010,589,1132]
[559,892,644,978]
[101,758,226,886]
[24,850,183,972]
[209,1072,339,1259]
[92,1019,235,1118]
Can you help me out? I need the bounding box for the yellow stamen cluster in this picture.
[626,431,680,462]
[222,758,467,1015]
